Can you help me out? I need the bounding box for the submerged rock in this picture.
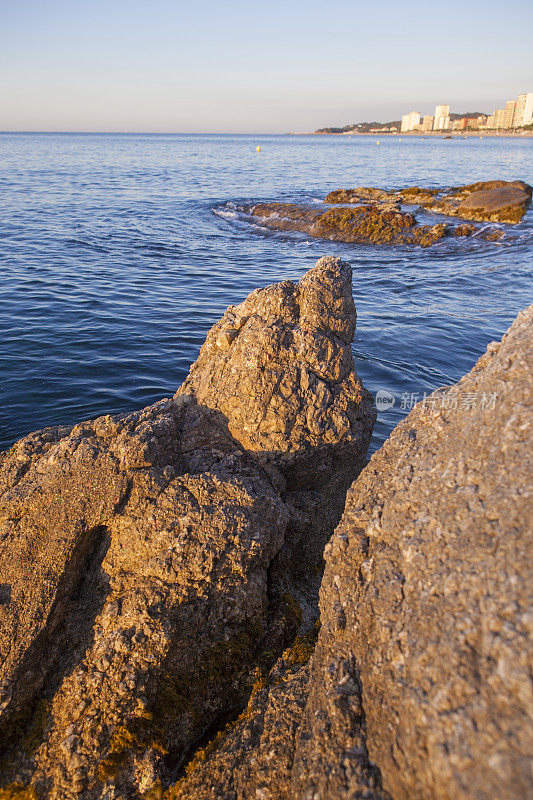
[0,257,375,800]
[174,304,532,800]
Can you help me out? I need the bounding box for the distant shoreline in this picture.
[292,130,533,138]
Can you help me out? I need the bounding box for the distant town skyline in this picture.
[1,0,532,133]
[399,93,533,133]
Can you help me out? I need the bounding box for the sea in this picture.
[0,132,531,455]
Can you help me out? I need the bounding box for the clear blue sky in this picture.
[1,0,532,132]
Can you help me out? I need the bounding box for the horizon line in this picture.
[0,130,295,136]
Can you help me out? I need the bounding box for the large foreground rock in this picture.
[0,258,375,800]
[298,302,533,800]
[174,304,532,800]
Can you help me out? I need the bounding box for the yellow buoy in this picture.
[377,140,380,145]
[256,145,261,152]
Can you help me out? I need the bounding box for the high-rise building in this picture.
[503,100,516,128]
[433,104,450,130]
[512,93,533,127]
[421,115,434,131]
[494,108,507,129]
[486,115,496,129]
[401,111,421,132]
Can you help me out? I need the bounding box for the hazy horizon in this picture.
[1,0,532,134]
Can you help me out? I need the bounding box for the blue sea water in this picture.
[0,132,531,455]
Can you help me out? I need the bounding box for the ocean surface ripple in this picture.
[1,132,531,454]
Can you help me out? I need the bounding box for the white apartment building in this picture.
[401,111,421,132]
[503,100,516,128]
[421,115,434,131]
[433,104,450,130]
[494,108,507,129]
[512,92,533,127]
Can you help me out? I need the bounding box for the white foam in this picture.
[213,208,238,220]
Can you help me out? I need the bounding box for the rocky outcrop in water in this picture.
[326,180,532,224]
[242,203,448,247]
[227,181,530,250]
[174,304,532,800]
[453,182,532,222]
[1,253,531,800]
[0,258,375,800]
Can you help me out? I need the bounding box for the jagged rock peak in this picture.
[177,256,375,486]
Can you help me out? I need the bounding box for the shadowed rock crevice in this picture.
[0,524,111,767]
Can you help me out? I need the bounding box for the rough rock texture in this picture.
[324,180,531,224]
[174,305,532,800]
[242,202,448,247]
[177,256,374,484]
[324,188,403,211]
[0,258,375,800]
[166,643,314,800]
[456,185,531,222]
[298,302,533,800]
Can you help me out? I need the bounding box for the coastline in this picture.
[291,130,533,138]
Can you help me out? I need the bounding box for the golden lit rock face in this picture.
[172,305,532,800]
[0,257,375,800]
[177,256,375,486]
[2,253,530,800]
[456,185,531,222]
[296,303,533,800]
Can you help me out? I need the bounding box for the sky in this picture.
[1,0,532,133]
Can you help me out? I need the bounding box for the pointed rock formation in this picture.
[0,257,375,800]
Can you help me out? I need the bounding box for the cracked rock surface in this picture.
[175,304,532,800]
[0,257,375,800]
[297,305,532,800]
